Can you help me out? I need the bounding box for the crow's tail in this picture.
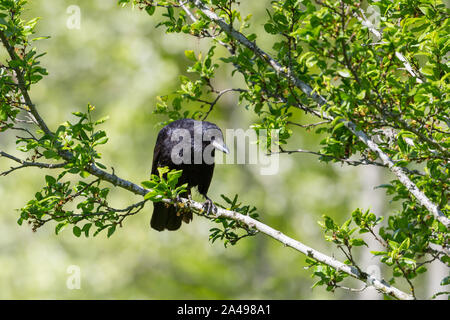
[150,202,192,231]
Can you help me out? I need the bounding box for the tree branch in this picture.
[75,163,416,299]
[200,88,246,120]
[0,151,67,176]
[0,30,52,135]
[172,197,413,300]
[354,9,425,84]
[0,147,424,299]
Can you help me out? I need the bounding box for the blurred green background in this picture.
[0,0,442,299]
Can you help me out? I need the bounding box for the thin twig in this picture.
[0,151,67,176]
[201,88,246,120]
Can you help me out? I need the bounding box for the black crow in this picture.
[150,119,229,231]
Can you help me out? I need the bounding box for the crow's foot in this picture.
[174,195,184,216]
[202,197,217,216]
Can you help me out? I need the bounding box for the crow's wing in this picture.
[151,134,163,175]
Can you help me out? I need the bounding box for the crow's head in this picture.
[202,121,229,154]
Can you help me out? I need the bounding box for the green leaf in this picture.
[45,175,56,185]
[145,6,156,16]
[185,50,197,62]
[141,180,157,189]
[388,240,399,250]
[337,69,351,78]
[55,222,67,235]
[95,162,107,169]
[43,150,58,159]
[440,276,450,286]
[107,225,116,238]
[356,90,366,100]
[167,169,183,188]
[350,238,367,247]
[264,23,277,34]
[80,171,90,178]
[73,226,81,237]
[94,116,109,125]
[401,258,416,267]
[81,223,92,237]
[371,251,388,256]
[323,216,336,230]
[157,166,170,177]
[144,191,163,202]
[399,238,410,251]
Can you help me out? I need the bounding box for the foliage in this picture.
[209,194,259,247]
[141,166,188,202]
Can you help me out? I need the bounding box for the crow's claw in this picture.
[173,195,185,215]
[202,198,217,215]
[173,194,182,207]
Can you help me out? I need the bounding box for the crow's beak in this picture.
[212,140,229,154]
